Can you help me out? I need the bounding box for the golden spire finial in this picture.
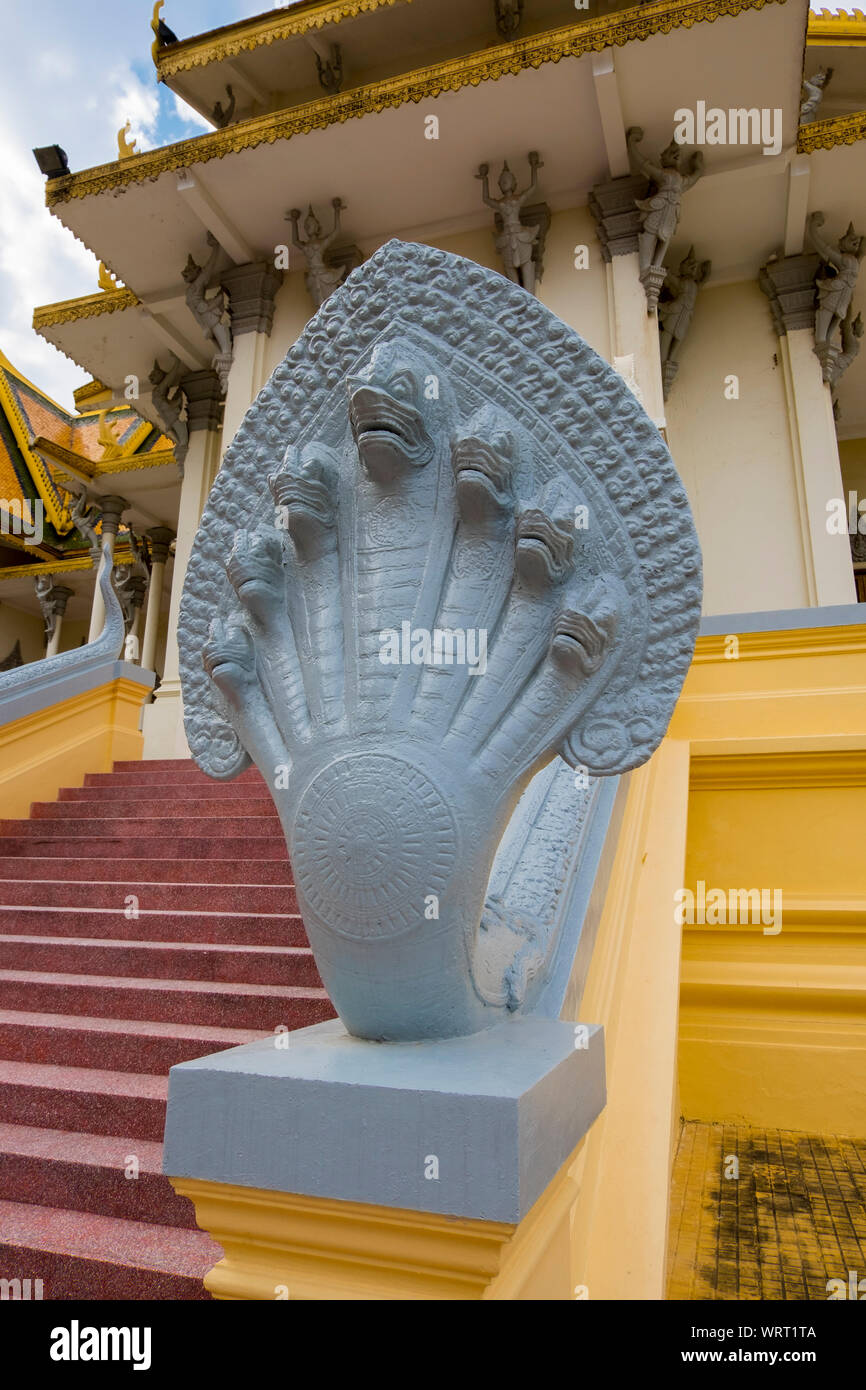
[97,409,123,461]
[117,121,138,160]
[151,1,165,66]
[97,262,116,292]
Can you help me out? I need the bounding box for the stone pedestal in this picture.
[164,1016,605,1298]
[141,430,220,757]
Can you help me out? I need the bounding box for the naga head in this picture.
[550,581,620,677]
[270,442,339,549]
[202,619,254,707]
[225,529,284,625]
[516,480,575,587]
[348,338,437,483]
[452,405,518,523]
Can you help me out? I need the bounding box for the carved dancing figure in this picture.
[493,0,524,40]
[800,68,833,125]
[627,128,703,276]
[316,45,342,94]
[476,152,543,294]
[808,212,866,346]
[658,248,711,398]
[212,85,235,129]
[182,231,232,359]
[149,353,189,466]
[286,200,347,308]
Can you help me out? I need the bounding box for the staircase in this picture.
[0,758,335,1299]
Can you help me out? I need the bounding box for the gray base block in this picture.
[162,1016,605,1223]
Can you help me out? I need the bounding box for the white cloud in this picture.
[109,65,161,153]
[172,89,213,132]
[0,118,95,407]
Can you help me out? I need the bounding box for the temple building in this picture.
[0,0,864,1301]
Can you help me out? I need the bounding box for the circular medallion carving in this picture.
[291,753,457,940]
[368,497,420,545]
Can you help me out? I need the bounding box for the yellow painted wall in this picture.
[0,599,43,664]
[673,625,866,1137]
[0,677,151,817]
[665,280,812,616]
[839,436,866,498]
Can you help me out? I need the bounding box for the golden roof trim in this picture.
[798,108,866,152]
[807,7,866,45]
[0,553,136,583]
[157,0,408,77]
[32,288,140,329]
[31,434,177,477]
[48,0,787,206]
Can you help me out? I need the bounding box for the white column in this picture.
[141,428,221,757]
[87,495,128,642]
[221,329,269,450]
[219,260,283,449]
[607,252,666,430]
[140,527,175,673]
[44,585,73,657]
[780,330,857,606]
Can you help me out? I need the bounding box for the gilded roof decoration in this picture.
[155,0,408,77]
[798,109,866,151]
[0,351,173,544]
[47,0,787,206]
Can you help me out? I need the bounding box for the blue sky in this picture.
[0,1,856,409]
[0,2,271,408]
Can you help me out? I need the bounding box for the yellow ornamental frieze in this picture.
[155,0,407,77]
[32,289,140,329]
[798,109,866,152]
[48,0,786,206]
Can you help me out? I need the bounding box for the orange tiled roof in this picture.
[0,352,173,539]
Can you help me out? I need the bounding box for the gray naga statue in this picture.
[627,127,704,311]
[178,241,702,1042]
[70,489,102,563]
[286,200,347,308]
[476,153,543,294]
[800,68,832,124]
[149,353,189,472]
[658,247,711,399]
[182,232,233,390]
[808,212,866,382]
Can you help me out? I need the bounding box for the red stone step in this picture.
[0,1060,167,1140]
[0,969,332,1030]
[4,815,280,838]
[0,936,320,986]
[0,1009,265,1074]
[0,880,297,912]
[0,906,305,946]
[0,834,287,860]
[0,751,331,1300]
[115,758,241,773]
[0,858,293,883]
[45,792,277,815]
[0,1198,217,1299]
[84,768,262,788]
[0,1123,197,1229]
